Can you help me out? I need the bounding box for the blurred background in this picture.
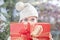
[0,0,60,40]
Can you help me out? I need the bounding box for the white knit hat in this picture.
[15,2,38,21]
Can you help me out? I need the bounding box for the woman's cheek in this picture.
[24,22,28,24]
[22,21,28,25]
[29,21,37,25]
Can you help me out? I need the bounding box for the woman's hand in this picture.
[31,25,43,37]
[16,37,23,40]
[49,33,53,40]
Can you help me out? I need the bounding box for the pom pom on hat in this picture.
[15,2,25,11]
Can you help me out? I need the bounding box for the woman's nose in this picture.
[28,21,31,24]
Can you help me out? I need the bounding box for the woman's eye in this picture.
[31,18,35,21]
[24,18,28,21]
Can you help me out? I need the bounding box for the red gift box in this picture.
[10,23,31,40]
[10,22,50,40]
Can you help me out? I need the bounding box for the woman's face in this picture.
[21,16,37,25]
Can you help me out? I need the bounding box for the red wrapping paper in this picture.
[10,22,50,40]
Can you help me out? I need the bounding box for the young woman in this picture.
[15,2,53,40]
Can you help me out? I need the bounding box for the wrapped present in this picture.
[10,22,50,40]
[10,23,31,40]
